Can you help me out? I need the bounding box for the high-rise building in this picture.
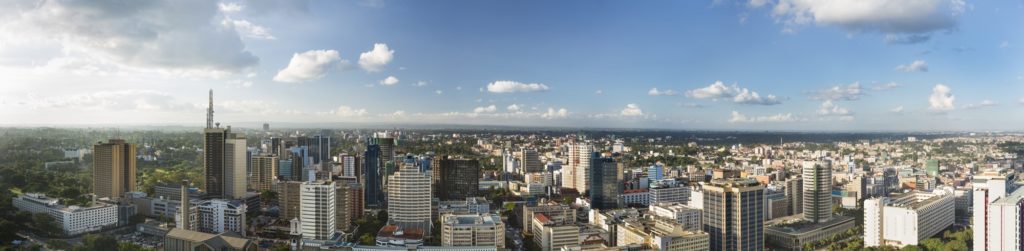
[590,154,622,210]
[340,154,357,177]
[703,178,764,251]
[987,187,1024,251]
[224,133,247,199]
[371,135,396,165]
[649,179,692,205]
[387,156,432,230]
[300,180,336,241]
[275,180,303,221]
[864,188,954,248]
[93,139,136,200]
[335,181,358,233]
[785,176,803,215]
[973,168,1017,251]
[648,163,665,181]
[203,127,228,197]
[440,213,506,248]
[249,154,278,192]
[432,156,481,200]
[202,90,247,199]
[193,199,247,235]
[363,143,384,210]
[802,160,832,223]
[521,148,542,173]
[310,134,331,165]
[574,143,593,194]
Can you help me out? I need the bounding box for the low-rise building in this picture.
[648,203,701,231]
[12,193,118,235]
[531,213,579,251]
[164,228,255,251]
[440,214,505,248]
[764,215,856,251]
[864,188,955,248]
[620,189,649,206]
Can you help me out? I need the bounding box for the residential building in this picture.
[249,154,278,192]
[388,156,432,231]
[92,139,136,200]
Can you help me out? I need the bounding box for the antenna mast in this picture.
[206,89,214,128]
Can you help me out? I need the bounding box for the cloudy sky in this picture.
[0,0,1021,131]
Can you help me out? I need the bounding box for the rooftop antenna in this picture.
[206,89,214,129]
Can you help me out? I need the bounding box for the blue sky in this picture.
[0,0,1021,131]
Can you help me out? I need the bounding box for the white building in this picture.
[193,199,246,235]
[649,179,691,205]
[300,180,337,241]
[573,143,593,194]
[440,214,505,248]
[973,168,1016,251]
[341,154,356,177]
[864,188,955,248]
[224,135,248,199]
[620,189,649,206]
[987,187,1024,251]
[12,193,118,235]
[388,157,433,231]
[649,203,702,231]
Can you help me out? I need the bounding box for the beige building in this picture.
[616,217,709,251]
[532,213,578,251]
[93,139,136,200]
[164,228,255,251]
[224,133,248,199]
[335,181,355,232]
[522,202,575,235]
[249,154,278,192]
[387,158,432,230]
[276,181,303,221]
[440,213,505,248]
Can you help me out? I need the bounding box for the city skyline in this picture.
[1,0,1022,131]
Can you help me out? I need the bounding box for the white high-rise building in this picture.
[341,154,356,177]
[864,188,954,248]
[388,157,432,230]
[988,187,1024,251]
[973,168,1016,251]
[300,180,336,241]
[193,199,246,235]
[224,135,247,199]
[802,160,832,223]
[574,143,593,194]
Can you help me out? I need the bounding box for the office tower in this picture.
[521,148,542,173]
[270,137,282,157]
[802,160,832,223]
[179,180,192,230]
[387,156,432,230]
[203,126,228,197]
[363,144,384,209]
[440,214,505,248]
[531,213,577,251]
[864,188,955,248]
[648,163,665,181]
[574,143,593,194]
[785,177,803,215]
[590,154,622,210]
[703,178,764,251]
[249,154,278,192]
[335,181,357,233]
[371,135,396,164]
[309,134,330,165]
[649,179,691,205]
[275,181,303,221]
[279,159,294,181]
[224,132,247,199]
[300,180,336,241]
[925,159,940,176]
[502,149,519,175]
[341,154,357,177]
[987,188,1024,251]
[432,155,481,200]
[262,123,270,131]
[522,202,575,235]
[973,168,1017,251]
[93,139,137,200]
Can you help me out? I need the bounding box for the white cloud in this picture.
[686,81,781,105]
[771,0,966,43]
[812,82,864,101]
[542,108,569,119]
[890,105,905,113]
[817,100,852,116]
[928,84,955,112]
[331,106,368,117]
[24,90,198,112]
[273,50,343,83]
[473,105,497,113]
[390,110,406,117]
[435,90,443,95]
[358,43,394,72]
[965,100,998,109]
[413,81,428,87]
[871,82,902,91]
[896,60,928,72]
[648,87,678,96]
[218,2,244,13]
[486,80,550,93]
[0,0,261,74]
[749,0,770,8]
[620,104,643,117]
[379,76,399,86]
[507,104,522,112]
[729,111,798,123]
[595,90,603,95]
[221,18,276,40]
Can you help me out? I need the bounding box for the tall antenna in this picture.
[206,89,214,128]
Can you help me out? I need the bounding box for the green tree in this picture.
[920,238,943,251]
[359,233,375,245]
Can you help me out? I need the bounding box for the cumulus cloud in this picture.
[812,82,864,101]
[221,18,275,40]
[595,90,603,95]
[890,105,905,113]
[0,0,261,75]
[435,90,443,95]
[412,81,428,87]
[817,100,852,116]
[273,50,343,83]
[648,88,678,96]
[25,90,199,112]
[486,80,550,93]
[379,76,399,86]
[686,81,781,105]
[330,105,368,117]
[507,104,522,112]
[895,60,928,72]
[620,104,643,117]
[965,100,998,109]
[542,108,569,119]
[871,82,902,91]
[473,105,497,113]
[358,43,394,72]
[729,111,798,123]
[928,84,955,112]
[771,0,966,43]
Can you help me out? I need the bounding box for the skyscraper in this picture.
[703,178,765,251]
[433,155,481,200]
[310,134,330,166]
[590,153,622,210]
[388,156,432,230]
[973,168,1017,251]
[224,132,247,199]
[202,90,247,199]
[249,154,278,192]
[300,180,336,241]
[93,139,136,200]
[203,126,227,197]
[363,143,384,210]
[802,160,832,223]
[521,148,542,173]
